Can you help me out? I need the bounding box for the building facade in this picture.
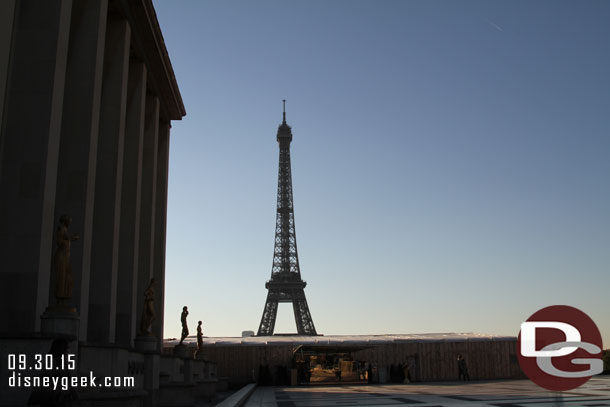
[0,1,215,406]
[0,0,181,349]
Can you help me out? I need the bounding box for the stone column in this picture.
[136,94,159,340]
[0,0,72,333]
[153,121,170,349]
[0,0,17,138]
[115,62,147,347]
[52,0,108,341]
[87,18,130,343]
[143,352,160,407]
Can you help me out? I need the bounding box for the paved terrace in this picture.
[165,333,515,347]
[244,376,610,407]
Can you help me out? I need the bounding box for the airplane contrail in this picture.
[484,17,504,32]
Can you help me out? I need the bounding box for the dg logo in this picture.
[517,305,603,391]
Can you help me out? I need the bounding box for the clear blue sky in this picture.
[153,0,610,345]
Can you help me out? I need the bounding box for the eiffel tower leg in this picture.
[293,301,305,334]
[257,291,278,336]
[292,290,317,335]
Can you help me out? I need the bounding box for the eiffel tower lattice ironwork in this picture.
[257,101,317,336]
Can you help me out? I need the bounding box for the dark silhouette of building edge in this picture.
[0,1,215,406]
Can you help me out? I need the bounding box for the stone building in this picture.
[0,1,215,405]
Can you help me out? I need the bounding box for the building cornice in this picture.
[119,0,186,121]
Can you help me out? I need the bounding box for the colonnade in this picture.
[0,0,184,351]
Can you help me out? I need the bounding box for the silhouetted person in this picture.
[305,358,311,383]
[407,356,417,382]
[402,360,410,383]
[457,354,470,381]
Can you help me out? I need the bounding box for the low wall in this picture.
[200,337,523,384]
[353,338,523,381]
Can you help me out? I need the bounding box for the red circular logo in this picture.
[517,305,603,391]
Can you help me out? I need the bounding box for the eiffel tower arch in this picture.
[257,101,317,336]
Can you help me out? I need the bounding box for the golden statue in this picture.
[139,278,155,336]
[53,215,79,306]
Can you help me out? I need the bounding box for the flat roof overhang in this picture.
[293,344,373,356]
[119,0,186,121]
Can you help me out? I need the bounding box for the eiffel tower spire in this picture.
[257,101,317,336]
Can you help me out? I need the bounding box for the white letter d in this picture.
[521,321,581,357]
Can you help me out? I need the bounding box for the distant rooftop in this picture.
[163,333,516,347]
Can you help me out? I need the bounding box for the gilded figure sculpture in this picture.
[53,215,79,306]
[139,278,155,336]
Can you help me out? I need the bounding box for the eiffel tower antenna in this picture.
[257,101,317,336]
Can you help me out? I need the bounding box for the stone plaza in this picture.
[245,376,610,407]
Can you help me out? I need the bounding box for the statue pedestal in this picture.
[173,343,189,358]
[40,308,79,340]
[135,335,158,353]
[195,349,207,361]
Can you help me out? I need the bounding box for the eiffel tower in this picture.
[257,101,317,336]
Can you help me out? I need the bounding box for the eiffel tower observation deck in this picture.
[257,101,317,336]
